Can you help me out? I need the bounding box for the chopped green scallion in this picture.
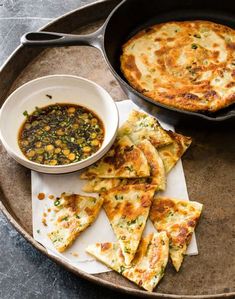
[54,199,60,206]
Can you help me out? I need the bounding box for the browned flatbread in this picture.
[82,139,166,193]
[150,196,203,271]
[48,193,103,252]
[121,20,235,112]
[118,110,173,148]
[159,131,192,173]
[86,232,169,292]
[102,184,157,265]
[137,139,166,189]
[80,136,150,179]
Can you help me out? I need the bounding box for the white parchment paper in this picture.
[32,100,198,274]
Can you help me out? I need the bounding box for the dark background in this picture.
[0,1,132,298]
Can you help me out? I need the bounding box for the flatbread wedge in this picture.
[82,139,166,193]
[86,232,169,292]
[150,196,203,271]
[48,193,103,252]
[102,184,157,265]
[80,135,150,179]
[118,110,173,148]
[137,139,166,190]
[159,131,192,173]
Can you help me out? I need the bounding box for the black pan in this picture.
[21,0,235,125]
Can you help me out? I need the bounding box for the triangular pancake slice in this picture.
[118,110,191,173]
[118,110,173,148]
[86,232,169,292]
[137,139,166,190]
[102,184,157,265]
[48,193,103,252]
[82,140,166,193]
[150,196,203,271]
[159,131,192,173]
[80,136,150,179]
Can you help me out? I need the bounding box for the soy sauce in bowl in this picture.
[18,104,104,166]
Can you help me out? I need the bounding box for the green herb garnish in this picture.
[119,266,125,274]
[159,266,165,277]
[54,199,60,206]
[23,110,28,117]
[124,247,131,254]
[131,43,135,49]
[115,195,124,201]
[127,219,137,226]
[125,165,133,172]
[191,43,198,49]
[146,241,151,255]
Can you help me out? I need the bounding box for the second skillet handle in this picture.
[20,27,103,49]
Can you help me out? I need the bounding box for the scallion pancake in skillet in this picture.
[121,20,235,112]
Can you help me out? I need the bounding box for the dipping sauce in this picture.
[37,192,45,200]
[18,104,104,165]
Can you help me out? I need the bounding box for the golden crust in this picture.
[80,135,150,179]
[149,196,203,271]
[159,131,192,173]
[82,111,192,193]
[118,110,173,148]
[82,139,166,193]
[137,139,166,190]
[48,193,103,252]
[121,20,235,112]
[102,184,157,265]
[86,232,169,292]
[81,111,192,193]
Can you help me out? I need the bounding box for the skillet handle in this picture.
[20,27,104,49]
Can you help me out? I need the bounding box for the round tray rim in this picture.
[0,1,234,298]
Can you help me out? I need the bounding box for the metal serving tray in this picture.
[0,1,234,297]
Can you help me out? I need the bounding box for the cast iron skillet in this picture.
[21,0,235,125]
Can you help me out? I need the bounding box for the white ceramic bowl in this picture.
[0,75,119,174]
